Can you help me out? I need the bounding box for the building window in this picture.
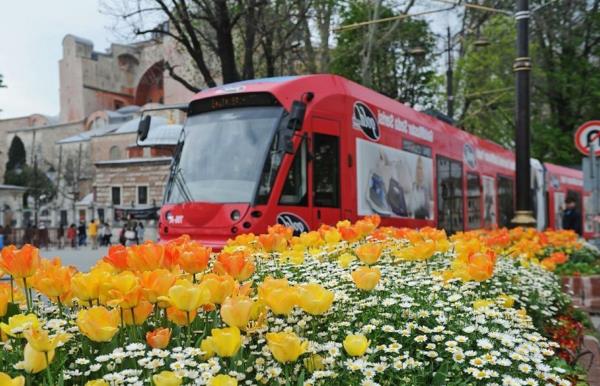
[111,186,121,206]
[109,146,121,160]
[138,186,148,205]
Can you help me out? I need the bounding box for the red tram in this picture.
[139,75,590,247]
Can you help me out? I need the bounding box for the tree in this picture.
[451,0,600,165]
[330,0,437,107]
[4,136,26,182]
[103,0,317,91]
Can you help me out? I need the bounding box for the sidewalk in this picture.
[39,245,107,271]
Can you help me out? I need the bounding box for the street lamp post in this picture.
[511,0,537,227]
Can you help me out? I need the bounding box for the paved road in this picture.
[39,245,108,272]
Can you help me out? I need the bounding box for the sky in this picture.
[0,1,118,119]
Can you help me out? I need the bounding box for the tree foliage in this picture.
[452,0,600,165]
[5,136,26,177]
[330,0,437,107]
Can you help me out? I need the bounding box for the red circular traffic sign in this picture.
[575,121,600,156]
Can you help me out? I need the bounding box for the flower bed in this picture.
[0,217,587,386]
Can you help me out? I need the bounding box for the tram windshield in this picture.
[166,106,284,204]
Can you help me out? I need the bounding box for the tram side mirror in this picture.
[287,100,306,131]
[138,115,152,142]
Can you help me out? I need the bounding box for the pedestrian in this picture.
[3,223,11,246]
[67,224,77,248]
[38,222,49,250]
[78,221,86,246]
[103,222,112,246]
[562,196,582,236]
[88,219,98,249]
[57,223,65,249]
[136,222,145,244]
[119,227,126,246]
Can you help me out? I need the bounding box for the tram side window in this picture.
[436,156,464,234]
[313,134,340,207]
[279,139,308,206]
[466,173,482,229]
[497,175,514,228]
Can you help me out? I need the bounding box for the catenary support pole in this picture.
[511,0,536,227]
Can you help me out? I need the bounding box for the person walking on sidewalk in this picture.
[67,224,77,248]
[78,221,86,246]
[88,219,98,249]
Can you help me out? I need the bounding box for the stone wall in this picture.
[94,157,171,224]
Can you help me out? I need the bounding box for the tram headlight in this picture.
[230,210,241,221]
[165,211,174,223]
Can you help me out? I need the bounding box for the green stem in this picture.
[22,277,30,312]
[9,275,14,303]
[56,298,63,318]
[186,311,192,346]
[44,351,54,386]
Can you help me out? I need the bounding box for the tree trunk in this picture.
[242,0,258,79]
[214,0,240,83]
[360,0,381,87]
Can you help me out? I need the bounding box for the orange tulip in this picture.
[201,273,236,304]
[267,224,294,240]
[146,327,171,349]
[550,251,568,264]
[258,233,288,253]
[177,242,211,274]
[354,243,383,265]
[140,269,177,305]
[29,258,74,299]
[466,251,495,281]
[127,242,165,271]
[122,301,154,326]
[213,251,255,281]
[351,266,381,291]
[0,244,40,279]
[166,306,197,326]
[103,245,129,271]
[339,226,360,243]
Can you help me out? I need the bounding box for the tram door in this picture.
[436,156,464,234]
[311,117,341,226]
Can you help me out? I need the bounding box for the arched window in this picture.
[109,146,122,160]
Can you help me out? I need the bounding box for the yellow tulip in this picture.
[472,299,494,310]
[152,371,182,386]
[210,326,242,357]
[220,296,254,329]
[16,343,55,373]
[338,253,355,268]
[161,279,211,312]
[351,266,381,291]
[209,374,238,386]
[23,327,70,353]
[304,354,325,373]
[297,283,334,315]
[76,306,120,342]
[71,270,110,303]
[200,336,215,359]
[354,243,382,265]
[498,294,515,308]
[0,372,25,386]
[266,331,308,363]
[85,380,109,386]
[0,286,9,318]
[0,314,39,337]
[343,334,369,356]
[105,271,142,309]
[264,286,298,315]
[201,273,236,305]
